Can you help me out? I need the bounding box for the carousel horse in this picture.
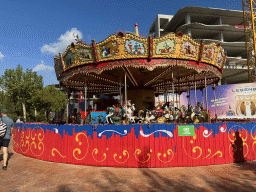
[191,102,204,120]
[106,106,116,124]
[126,104,136,124]
[185,104,194,122]
[161,102,175,113]
[134,110,144,124]
[180,105,188,122]
[145,111,155,123]
[118,107,126,119]
[161,102,170,111]
[173,107,181,120]
[163,110,174,122]
[157,116,167,124]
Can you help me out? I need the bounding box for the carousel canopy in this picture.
[54,29,226,94]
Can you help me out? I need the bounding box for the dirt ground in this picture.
[1,139,256,192]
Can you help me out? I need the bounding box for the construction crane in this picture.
[243,0,256,82]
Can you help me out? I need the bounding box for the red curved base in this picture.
[13,123,256,167]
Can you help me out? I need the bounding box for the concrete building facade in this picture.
[149,6,248,85]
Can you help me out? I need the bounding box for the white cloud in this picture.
[41,28,83,55]
[33,60,54,72]
[0,52,4,59]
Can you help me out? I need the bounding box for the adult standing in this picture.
[0,109,14,170]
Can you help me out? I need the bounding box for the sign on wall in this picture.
[178,125,195,136]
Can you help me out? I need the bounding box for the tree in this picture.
[31,85,67,121]
[0,65,43,122]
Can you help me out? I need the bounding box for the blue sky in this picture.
[0,0,242,86]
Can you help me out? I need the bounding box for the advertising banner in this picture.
[177,82,256,119]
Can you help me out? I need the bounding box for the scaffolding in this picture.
[243,0,256,82]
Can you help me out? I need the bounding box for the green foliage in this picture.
[31,85,67,113]
[0,64,67,122]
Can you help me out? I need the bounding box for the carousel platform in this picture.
[13,122,256,168]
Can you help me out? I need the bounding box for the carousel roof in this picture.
[54,28,226,94]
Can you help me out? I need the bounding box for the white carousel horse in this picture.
[164,110,174,121]
[106,107,116,124]
[145,111,155,123]
[126,104,136,124]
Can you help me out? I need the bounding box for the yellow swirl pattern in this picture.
[251,128,256,140]
[157,149,174,163]
[29,127,45,157]
[20,130,30,154]
[253,141,256,155]
[134,149,151,163]
[20,140,30,154]
[183,135,202,159]
[228,131,235,142]
[31,130,36,141]
[25,129,31,140]
[241,130,248,142]
[243,143,249,157]
[203,149,222,159]
[203,149,212,159]
[114,150,129,163]
[251,127,256,155]
[52,148,67,158]
[30,141,44,157]
[92,148,107,162]
[208,151,222,159]
[73,132,89,160]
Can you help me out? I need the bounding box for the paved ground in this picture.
[1,139,256,192]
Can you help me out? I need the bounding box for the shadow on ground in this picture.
[202,161,256,192]
[57,185,73,192]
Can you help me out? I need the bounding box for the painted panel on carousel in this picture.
[77,47,93,63]
[101,40,118,58]
[63,51,74,68]
[91,112,107,124]
[202,47,215,61]
[180,41,197,58]
[156,39,175,54]
[216,49,225,68]
[125,39,145,55]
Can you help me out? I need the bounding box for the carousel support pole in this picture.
[202,88,204,109]
[167,84,169,103]
[178,78,180,108]
[205,73,209,122]
[213,83,217,122]
[189,86,191,106]
[158,87,160,105]
[84,80,87,124]
[194,74,197,105]
[164,82,166,103]
[172,72,174,107]
[120,78,122,107]
[125,72,127,116]
[66,89,69,124]
[205,74,208,112]
[176,91,178,109]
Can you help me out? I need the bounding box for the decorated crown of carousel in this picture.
[54,24,226,94]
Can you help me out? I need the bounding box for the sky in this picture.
[0,0,243,86]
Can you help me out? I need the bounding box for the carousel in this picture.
[54,24,225,125]
[12,25,256,168]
